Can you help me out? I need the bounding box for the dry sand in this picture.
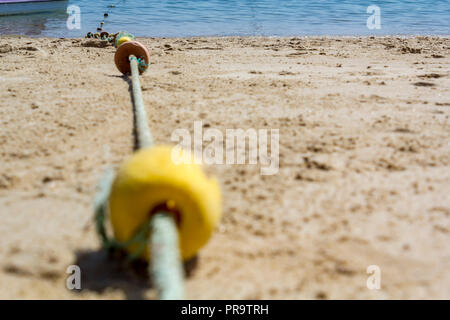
[0,35,449,299]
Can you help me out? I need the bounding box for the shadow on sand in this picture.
[73,249,198,299]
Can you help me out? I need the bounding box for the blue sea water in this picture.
[0,0,449,37]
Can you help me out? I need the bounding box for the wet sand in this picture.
[0,36,449,299]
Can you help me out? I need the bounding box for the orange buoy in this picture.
[114,41,150,75]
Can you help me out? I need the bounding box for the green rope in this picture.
[129,55,153,148]
[150,213,185,300]
[136,58,149,73]
[93,168,115,249]
[94,53,184,300]
[93,168,151,261]
[129,55,184,299]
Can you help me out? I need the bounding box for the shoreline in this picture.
[0,35,449,299]
[2,34,450,39]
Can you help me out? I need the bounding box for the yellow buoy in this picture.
[117,36,132,47]
[109,145,222,261]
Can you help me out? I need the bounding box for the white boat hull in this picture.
[0,0,67,16]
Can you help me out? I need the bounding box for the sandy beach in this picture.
[0,35,449,299]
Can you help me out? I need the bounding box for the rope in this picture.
[129,55,184,299]
[129,55,153,148]
[94,53,184,300]
[93,168,115,249]
[94,168,151,261]
[150,213,185,300]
